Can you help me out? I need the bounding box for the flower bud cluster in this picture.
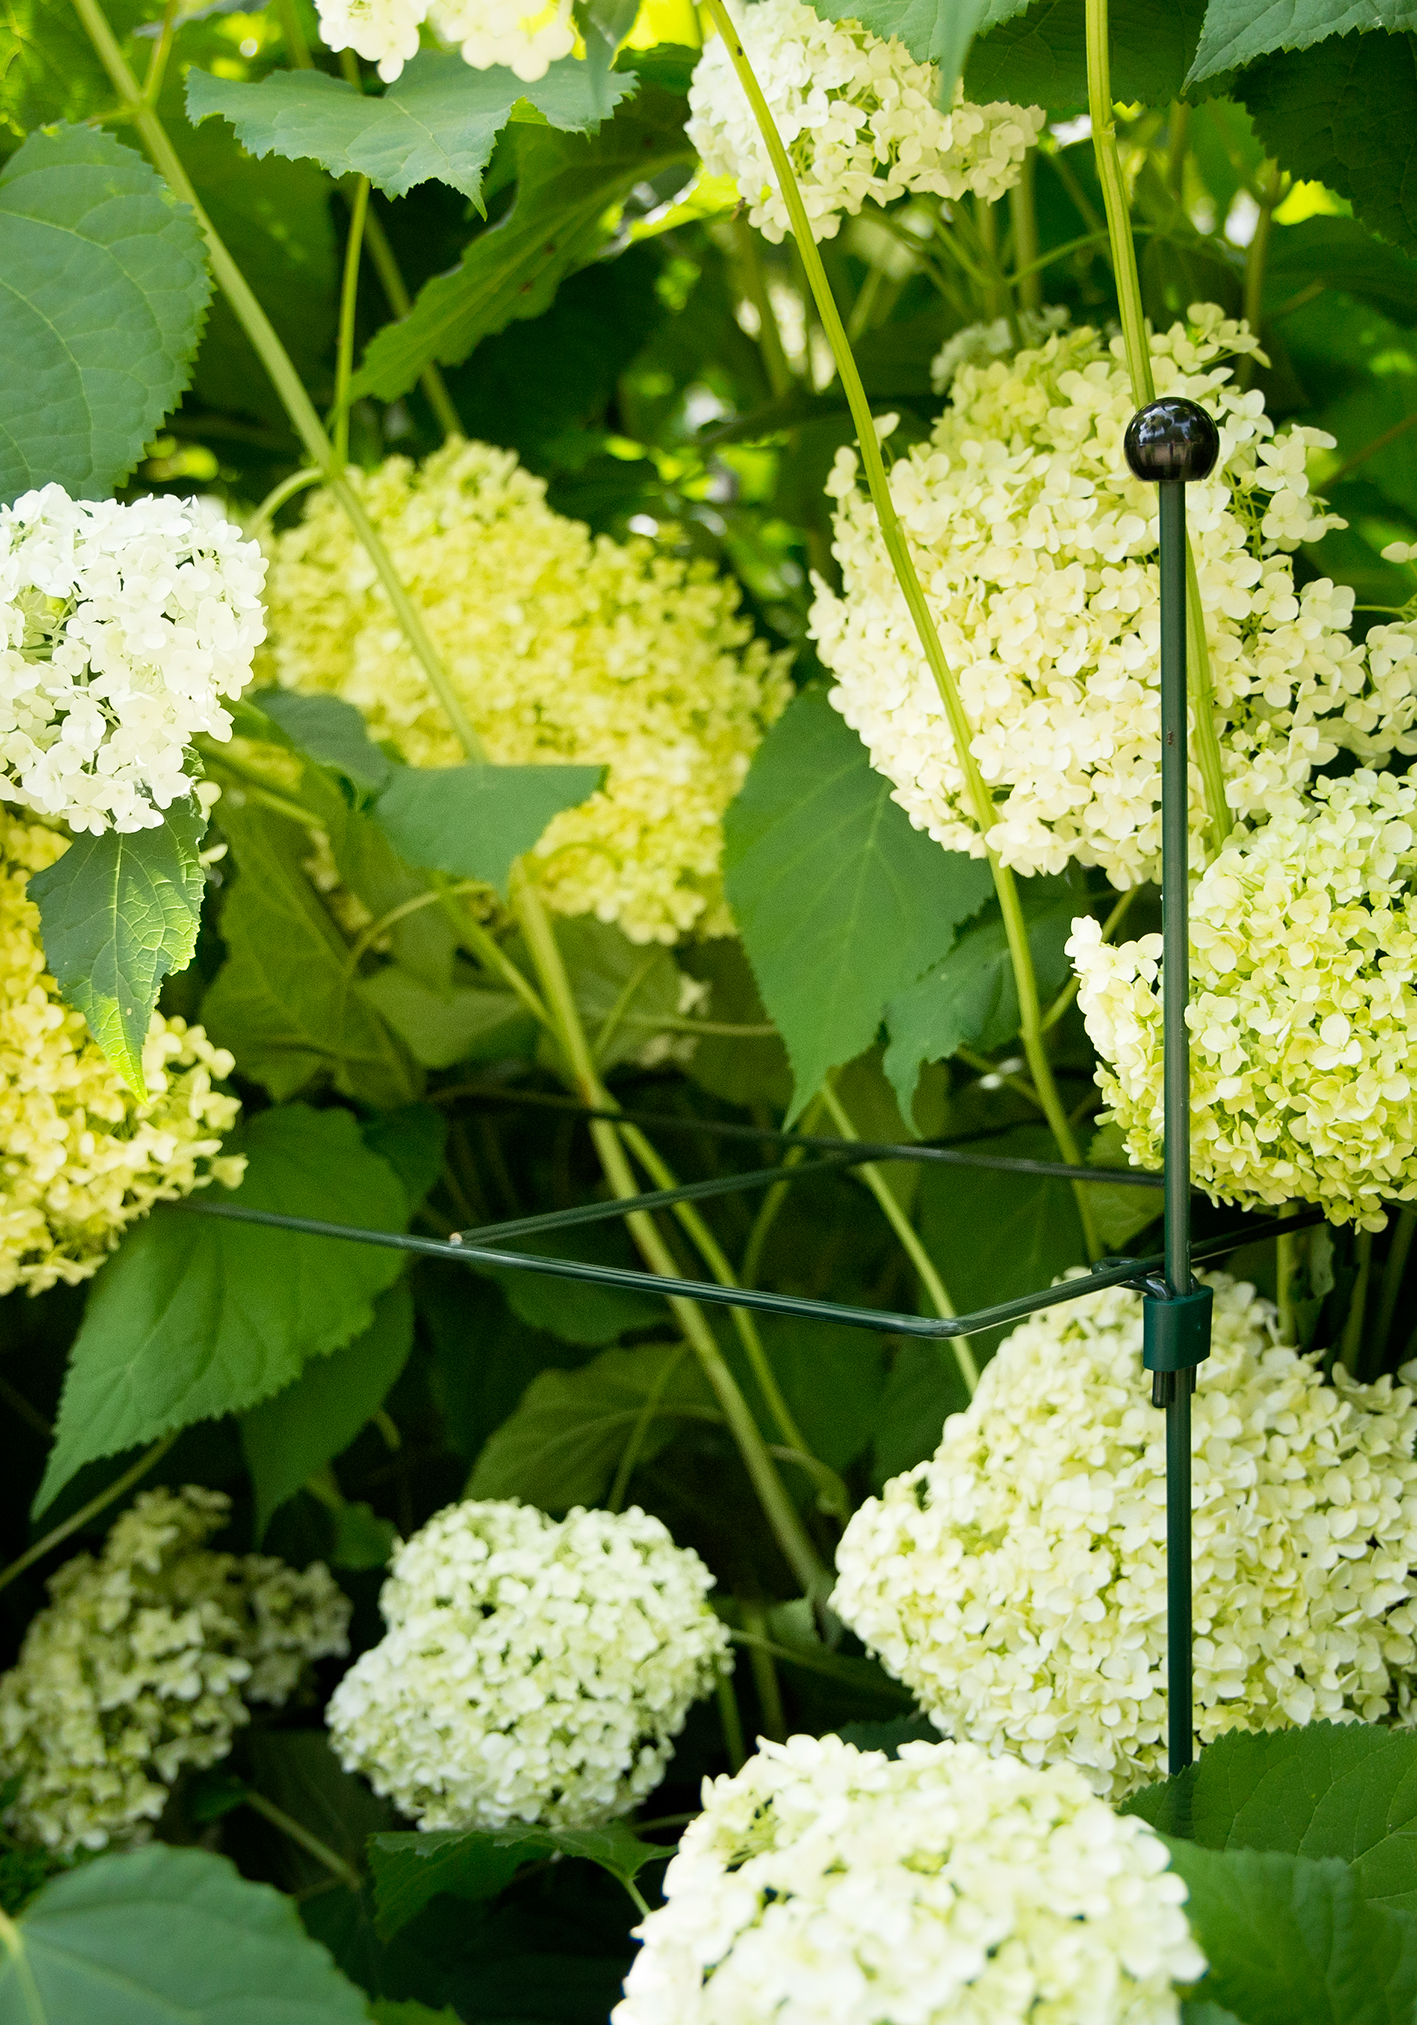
[833,1274,1417,1801]
[686,0,1043,243]
[0,1488,350,1852]
[0,809,243,1296]
[327,1499,732,1831]
[0,487,265,836]
[613,1732,1205,2025]
[260,439,792,944]
[812,308,1417,885]
[1072,769,1417,1227]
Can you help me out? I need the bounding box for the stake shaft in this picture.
[1160,479,1191,1302]
[1165,1373,1194,1771]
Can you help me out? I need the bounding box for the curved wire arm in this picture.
[182,1198,1330,1344]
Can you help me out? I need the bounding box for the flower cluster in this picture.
[0,1488,350,1852]
[685,0,1043,243]
[0,809,243,1297]
[930,306,1071,391]
[833,1275,1417,1801]
[812,307,1417,884]
[1072,770,1417,1228]
[259,439,792,943]
[613,1732,1204,2025]
[313,0,574,81]
[0,487,266,835]
[326,1499,731,1830]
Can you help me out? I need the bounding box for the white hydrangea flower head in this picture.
[259,439,792,944]
[812,307,1417,885]
[930,305,1071,391]
[313,0,573,81]
[326,1499,732,1831]
[613,1732,1205,2025]
[0,1487,351,1852]
[0,808,244,1297]
[1071,768,1417,1229]
[833,1274,1417,1802]
[0,487,266,835]
[685,0,1043,243]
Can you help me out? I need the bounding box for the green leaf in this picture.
[1128,1724,1417,1914]
[187,51,632,205]
[681,938,792,1112]
[964,0,1205,113]
[466,1340,715,1507]
[201,800,416,1109]
[29,801,206,1099]
[881,879,1075,1117]
[36,1105,409,1515]
[869,1340,973,1483]
[0,1843,367,2025]
[361,1103,449,1209]
[743,1316,887,1473]
[252,689,395,798]
[372,2006,462,2025]
[472,1218,665,1344]
[351,95,693,402]
[241,1281,415,1532]
[553,917,684,1073]
[722,691,994,1120]
[0,122,211,501]
[1164,1840,1417,2025]
[1265,216,1417,326]
[1188,0,1417,88]
[372,762,604,894]
[358,967,533,1070]
[1086,1120,1163,1251]
[1240,31,1417,259]
[369,1820,664,1941]
[808,0,990,88]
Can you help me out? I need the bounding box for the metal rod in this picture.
[1166,1369,1194,1770]
[449,1089,1168,1188]
[182,1195,1327,1343]
[1160,479,1192,1303]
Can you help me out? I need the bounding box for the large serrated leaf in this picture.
[351,94,693,402]
[369,1820,665,1940]
[1187,0,1417,88]
[808,0,990,89]
[1239,31,1417,258]
[0,1843,368,2025]
[187,50,632,205]
[30,802,206,1100]
[722,691,994,1119]
[964,0,1205,113]
[35,1105,409,1515]
[0,123,211,501]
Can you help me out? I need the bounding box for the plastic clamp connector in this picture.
[1142,1284,1214,1372]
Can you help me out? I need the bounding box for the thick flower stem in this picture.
[71,0,485,764]
[1084,0,1231,848]
[331,175,370,469]
[0,1435,177,1595]
[510,868,832,1606]
[702,0,1098,1255]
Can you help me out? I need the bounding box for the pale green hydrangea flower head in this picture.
[833,1275,1417,1802]
[812,307,1417,885]
[259,439,792,945]
[612,1732,1205,2025]
[1071,768,1417,1228]
[327,1498,732,1831]
[0,1487,350,1852]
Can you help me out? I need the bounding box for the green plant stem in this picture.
[275,0,313,66]
[1165,102,1190,199]
[361,208,466,439]
[1276,1229,1296,1343]
[71,0,485,764]
[510,867,831,1605]
[433,880,556,1032]
[332,175,370,467]
[608,1344,689,1512]
[1084,0,1231,850]
[819,1081,978,1393]
[741,1092,825,1288]
[702,0,1097,1257]
[616,1120,818,1462]
[1010,150,1042,311]
[0,1434,177,1596]
[733,217,793,397]
[243,1792,363,1892]
[249,465,321,536]
[715,1669,747,1772]
[741,1599,786,1742]
[1340,1230,1374,1376]
[140,0,180,103]
[955,1045,1042,1110]
[729,1627,912,1700]
[1374,1210,1417,1366]
[1041,884,1140,1032]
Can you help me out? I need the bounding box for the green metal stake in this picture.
[1124,396,1221,1775]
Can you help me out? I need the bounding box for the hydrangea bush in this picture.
[2,0,1416,2016]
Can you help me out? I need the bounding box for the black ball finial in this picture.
[1123,397,1220,484]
